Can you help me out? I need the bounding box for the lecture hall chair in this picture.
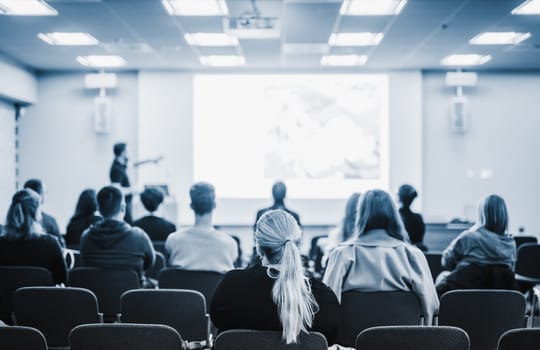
[213,329,328,350]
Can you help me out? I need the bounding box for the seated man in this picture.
[133,187,176,241]
[165,182,238,273]
[24,178,65,248]
[80,186,155,284]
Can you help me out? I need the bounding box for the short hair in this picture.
[480,194,508,234]
[140,187,164,213]
[357,189,408,241]
[398,184,418,207]
[113,143,127,157]
[24,179,44,196]
[190,182,215,215]
[97,186,124,218]
[272,181,287,202]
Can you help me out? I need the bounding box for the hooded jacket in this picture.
[80,219,155,277]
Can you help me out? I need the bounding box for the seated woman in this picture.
[0,189,67,284]
[436,195,517,295]
[65,189,102,248]
[210,210,340,345]
[323,189,438,325]
[398,184,427,252]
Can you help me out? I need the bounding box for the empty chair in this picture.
[0,325,48,350]
[339,291,422,347]
[0,266,53,324]
[355,326,469,350]
[514,243,540,324]
[438,290,526,350]
[497,328,540,350]
[145,251,165,280]
[121,289,209,346]
[13,287,101,348]
[69,323,183,350]
[513,236,537,250]
[68,267,139,321]
[158,268,223,306]
[425,253,444,282]
[214,330,328,350]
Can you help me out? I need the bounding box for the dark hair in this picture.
[97,186,124,218]
[2,189,41,240]
[24,178,44,196]
[140,187,164,213]
[342,192,361,241]
[190,182,215,215]
[72,189,98,219]
[272,181,287,202]
[480,194,508,234]
[398,184,418,208]
[357,189,408,241]
[113,143,127,157]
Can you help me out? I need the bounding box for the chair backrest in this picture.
[145,251,165,280]
[515,244,540,280]
[121,289,208,342]
[339,291,422,347]
[438,289,526,350]
[497,328,540,350]
[355,326,469,350]
[436,264,517,296]
[424,253,444,282]
[69,323,183,350]
[513,236,537,250]
[68,267,139,320]
[214,330,328,350]
[152,241,168,259]
[0,325,48,350]
[158,268,224,306]
[0,266,53,324]
[13,286,101,347]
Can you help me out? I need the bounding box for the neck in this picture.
[194,213,213,229]
[273,200,285,207]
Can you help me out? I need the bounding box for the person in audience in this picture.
[24,178,65,247]
[398,184,427,251]
[0,189,67,284]
[80,186,155,284]
[133,187,176,241]
[436,194,517,295]
[65,189,102,248]
[211,210,340,345]
[165,182,238,272]
[323,189,438,325]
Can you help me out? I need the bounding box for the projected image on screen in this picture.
[193,75,389,199]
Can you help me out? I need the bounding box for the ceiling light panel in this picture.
[200,55,246,66]
[38,32,99,46]
[0,0,57,15]
[184,33,238,46]
[321,55,367,66]
[512,0,540,15]
[470,32,531,45]
[329,32,384,46]
[440,54,492,66]
[340,0,407,15]
[162,0,228,16]
[77,55,126,68]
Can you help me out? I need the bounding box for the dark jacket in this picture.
[0,234,67,284]
[210,266,340,345]
[65,214,102,248]
[399,207,425,245]
[133,216,176,241]
[80,219,155,278]
[42,212,65,248]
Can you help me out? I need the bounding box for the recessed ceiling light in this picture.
[76,55,126,68]
[329,32,384,46]
[38,32,99,46]
[512,0,540,15]
[440,54,492,66]
[0,0,57,16]
[184,33,238,47]
[340,0,407,15]
[162,0,228,16]
[200,55,246,67]
[321,55,368,66]
[470,32,531,45]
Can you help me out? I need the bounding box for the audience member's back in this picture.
[66,189,102,248]
[133,187,176,241]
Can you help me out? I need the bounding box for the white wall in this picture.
[0,100,16,219]
[423,72,540,233]
[0,55,37,104]
[18,72,139,230]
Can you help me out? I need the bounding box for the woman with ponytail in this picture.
[210,210,339,345]
[0,189,67,284]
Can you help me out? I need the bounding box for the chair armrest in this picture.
[98,313,104,323]
[116,313,122,323]
[433,315,439,326]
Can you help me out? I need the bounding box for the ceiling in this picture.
[0,0,539,71]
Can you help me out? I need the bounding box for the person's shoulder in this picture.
[310,278,340,302]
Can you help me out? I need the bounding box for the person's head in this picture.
[478,194,508,234]
[272,181,287,203]
[356,189,408,241]
[73,189,98,218]
[189,182,215,216]
[97,186,125,220]
[398,184,418,208]
[113,142,128,163]
[255,210,317,344]
[342,192,361,241]
[2,189,42,240]
[140,187,164,213]
[24,178,45,203]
